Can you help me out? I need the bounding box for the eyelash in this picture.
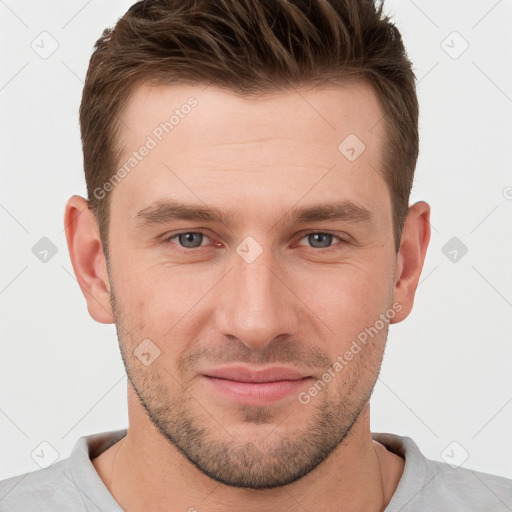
[162,230,348,254]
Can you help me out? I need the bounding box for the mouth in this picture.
[201,366,313,404]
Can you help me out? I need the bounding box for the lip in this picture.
[202,365,309,383]
[202,366,313,405]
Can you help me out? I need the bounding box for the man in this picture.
[1,0,510,510]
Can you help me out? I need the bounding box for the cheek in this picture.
[112,263,210,351]
[293,261,394,334]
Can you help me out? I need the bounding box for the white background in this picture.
[1,0,511,487]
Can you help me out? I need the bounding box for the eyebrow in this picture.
[135,198,373,229]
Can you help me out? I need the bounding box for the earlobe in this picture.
[64,195,114,324]
[390,201,431,323]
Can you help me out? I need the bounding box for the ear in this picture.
[64,195,114,324]
[390,201,431,323]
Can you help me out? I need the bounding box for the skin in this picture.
[64,82,430,512]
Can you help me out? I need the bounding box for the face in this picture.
[104,82,400,489]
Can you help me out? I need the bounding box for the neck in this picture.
[92,390,404,512]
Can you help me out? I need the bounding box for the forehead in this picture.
[119,80,384,152]
[111,81,389,225]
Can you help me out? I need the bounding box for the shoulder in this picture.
[0,429,126,512]
[425,459,512,510]
[373,432,512,512]
[0,459,83,512]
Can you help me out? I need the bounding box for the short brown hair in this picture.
[80,0,418,257]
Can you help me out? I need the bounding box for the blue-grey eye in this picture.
[307,233,334,248]
[178,232,205,248]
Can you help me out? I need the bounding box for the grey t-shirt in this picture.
[1,429,511,511]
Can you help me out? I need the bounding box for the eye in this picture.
[161,230,347,253]
[296,231,345,249]
[164,230,212,249]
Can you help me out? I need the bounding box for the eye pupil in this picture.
[308,233,333,248]
[179,232,203,248]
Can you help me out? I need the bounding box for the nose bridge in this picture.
[215,240,296,349]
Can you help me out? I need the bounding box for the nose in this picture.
[214,241,299,351]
